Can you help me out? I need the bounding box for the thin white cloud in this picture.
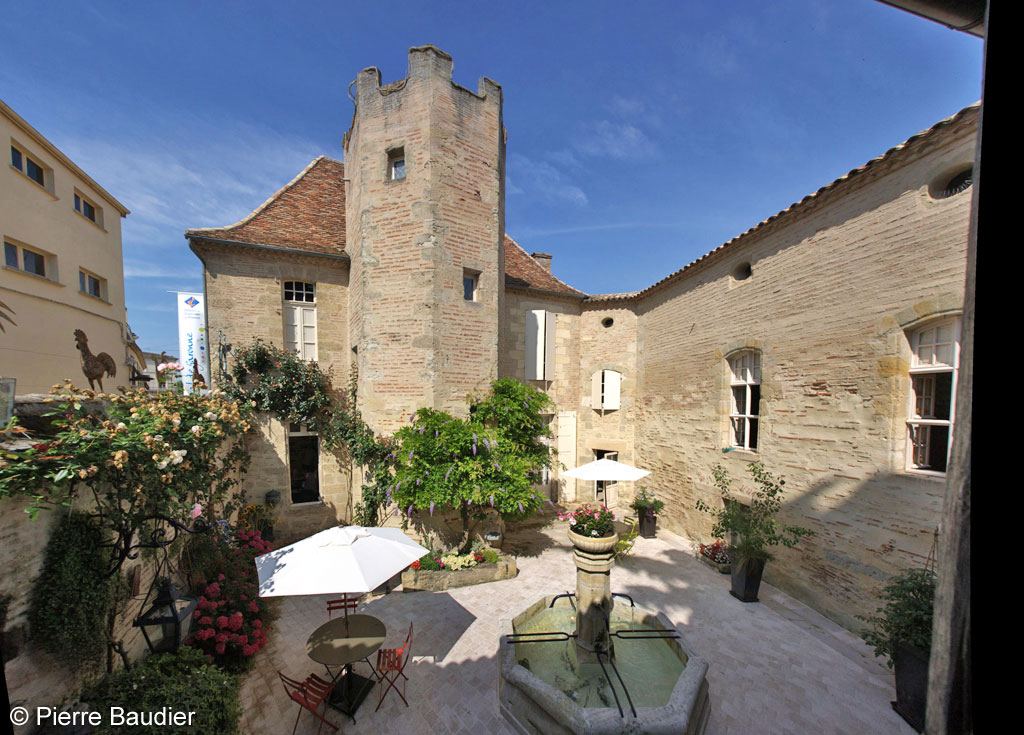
[508,153,588,207]
[573,120,655,160]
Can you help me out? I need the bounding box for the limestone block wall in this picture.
[197,244,352,530]
[500,290,583,499]
[575,304,640,508]
[345,45,504,434]
[632,115,975,629]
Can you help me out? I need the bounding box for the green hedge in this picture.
[83,646,241,734]
[29,512,116,670]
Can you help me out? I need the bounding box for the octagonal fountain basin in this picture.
[499,595,710,735]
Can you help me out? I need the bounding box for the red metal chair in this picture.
[375,622,413,711]
[278,671,338,735]
[326,594,359,620]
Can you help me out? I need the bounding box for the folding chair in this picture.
[278,671,339,735]
[375,622,413,711]
[326,594,359,620]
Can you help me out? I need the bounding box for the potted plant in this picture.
[630,487,665,538]
[557,503,618,552]
[695,462,812,602]
[238,503,278,542]
[856,568,935,733]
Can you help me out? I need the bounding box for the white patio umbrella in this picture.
[561,458,651,482]
[254,525,428,599]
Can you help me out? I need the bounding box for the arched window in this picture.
[283,281,317,361]
[729,351,760,451]
[907,319,960,474]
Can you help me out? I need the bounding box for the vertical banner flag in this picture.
[176,292,209,394]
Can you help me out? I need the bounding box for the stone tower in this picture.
[343,45,505,434]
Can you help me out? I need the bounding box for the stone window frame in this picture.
[74,189,105,230]
[728,350,761,452]
[386,146,406,182]
[287,422,323,506]
[10,138,55,195]
[282,280,317,361]
[905,316,961,477]
[717,339,766,457]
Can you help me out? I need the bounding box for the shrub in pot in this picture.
[695,462,812,602]
[630,487,665,538]
[857,568,935,733]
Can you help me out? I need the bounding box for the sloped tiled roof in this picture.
[503,235,587,297]
[186,156,347,255]
[586,102,980,303]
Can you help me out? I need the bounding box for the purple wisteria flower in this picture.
[407,505,413,517]
[435,430,439,438]
[419,425,425,434]
[489,494,494,506]
[416,478,420,485]
[409,449,414,460]
[445,466,453,481]
[518,501,524,513]
[472,443,477,456]
[429,501,435,515]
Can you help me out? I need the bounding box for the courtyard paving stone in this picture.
[241,521,915,734]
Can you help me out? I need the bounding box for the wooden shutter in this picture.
[603,370,621,410]
[525,310,544,380]
[557,411,577,501]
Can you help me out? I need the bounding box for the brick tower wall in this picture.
[344,46,504,434]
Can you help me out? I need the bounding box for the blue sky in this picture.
[1,1,982,355]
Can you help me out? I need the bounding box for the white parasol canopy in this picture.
[561,458,651,482]
[255,525,428,598]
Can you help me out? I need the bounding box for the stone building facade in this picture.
[186,46,976,629]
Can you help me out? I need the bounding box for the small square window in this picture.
[26,157,45,186]
[463,269,479,301]
[11,146,22,171]
[10,142,51,192]
[74,191,102,226]
[22,249,46,277]
[79,270,104,299]
[388,148,406,181]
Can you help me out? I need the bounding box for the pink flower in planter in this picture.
[253,620,263,629]
[199,616,212,626]
[216,616,229,629]
[215,642,226,654]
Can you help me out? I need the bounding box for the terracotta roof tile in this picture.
[503,235,586,296]
[186,156,346,255]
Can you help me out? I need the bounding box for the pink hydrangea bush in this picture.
[185,529,274,671]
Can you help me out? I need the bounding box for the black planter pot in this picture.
[638,514,657,538]
[729,556,765,602]
[891,640,929,732]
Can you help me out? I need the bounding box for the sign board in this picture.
[176,292,209,394]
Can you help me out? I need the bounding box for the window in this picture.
[525,310,556,380]
[74,191,104,227]
[591,369,621,411]
[388,147,406,181]
[283,281,317,360]
[463,269,480,301]
[10,143,50,191]
[4,240,52,279]
[729,351,760,451]
[288,423,320,504]
[79,269,105,299]
[907,319,959,474]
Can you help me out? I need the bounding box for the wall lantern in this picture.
[133,577,197,654]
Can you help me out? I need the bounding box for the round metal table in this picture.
[306,614,387,722]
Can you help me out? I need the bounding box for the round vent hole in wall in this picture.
[601,318,614,328]
[929,167,973,200]
[732,262,753,281]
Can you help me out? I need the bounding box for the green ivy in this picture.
[83,646,242,734]
[29,513,117,670]
[223,341,396,526]
[857,568,936,667]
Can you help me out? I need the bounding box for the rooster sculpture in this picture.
[74,329,117,391]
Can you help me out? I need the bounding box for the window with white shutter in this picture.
[906,318,959,475]
[591,369,622,411]
[283,281,317,361]
[525,309,556,380]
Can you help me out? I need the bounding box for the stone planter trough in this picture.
[401,554,517,592]
[696,552,731,574]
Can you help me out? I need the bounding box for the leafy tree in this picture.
[389,378,554,551]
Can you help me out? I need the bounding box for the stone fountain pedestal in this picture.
[497,528,711,735]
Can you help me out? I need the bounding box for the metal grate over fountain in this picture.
[505,592,684,719]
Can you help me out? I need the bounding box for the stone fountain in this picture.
[498,528,710,735]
